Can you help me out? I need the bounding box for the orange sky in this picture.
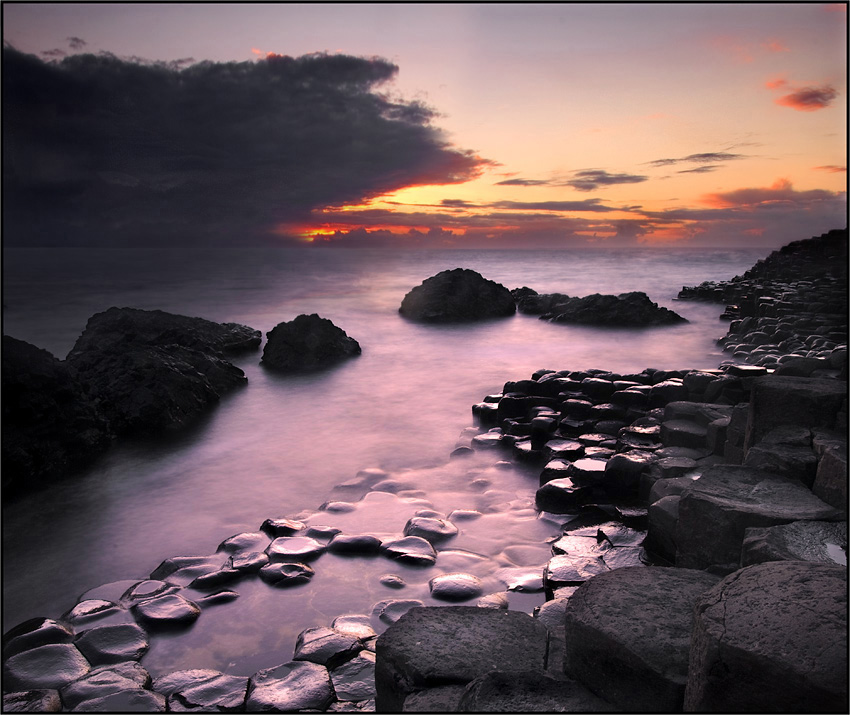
[4,3,847,248]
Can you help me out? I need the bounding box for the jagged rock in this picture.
[73,624,149,665]
[2,644,91,691]
[813,445,848,510]
[2,690,62,712]
[246,661,334,712]
[153,669,249,712]
[374,606,549,712]
[69,688,166,712]
[543,291,687,327]
[330,651,376,702]
[675,465,841,570]
[458,671,616,712]
[65,307,256,435]
[399,268,515,322]
[741,520,847,566]
[60,662,152,710]
[261,313,360,372]
[685,561,847,712]
[1,335,111,497]
[563,566,720,711]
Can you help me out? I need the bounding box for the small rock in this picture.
[246,661,334,712]
[266,536,326,562]
[258,562,315,587]
[131,594,201,629]
[74,624,149,665]
[330,651,376,702]
[380,536,438,566]
[428,573,484,601]
[3,644,90,691]
[293,627,362,668]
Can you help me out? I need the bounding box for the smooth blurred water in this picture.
[2,246,762,653]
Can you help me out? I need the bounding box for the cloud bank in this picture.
[2,47,489,245]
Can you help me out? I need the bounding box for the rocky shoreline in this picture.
[3,230,847,712]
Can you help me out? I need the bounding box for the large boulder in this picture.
[2,336,111,497]
[542,292,687,327]
[374,606,549,712]
[399,269,515,322]
[66,307,257,435]
[563,566,720,712]
[261,314,360,371]
[675,465,841,571]
[685,561,847,712]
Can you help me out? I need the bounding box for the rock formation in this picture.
[261,314,361,371]
[399,268,515,322]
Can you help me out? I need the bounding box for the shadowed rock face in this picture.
[399,268,516,322]
[1,335,112,497]
[261,314,361,372]
[538,292,687,327]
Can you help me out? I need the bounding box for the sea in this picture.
[2,245,766,676]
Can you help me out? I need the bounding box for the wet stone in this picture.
[544,439,585,461]
[330,651,376,702]
[120,580,175,604]
[380,536,438,566]
[494,567,545,593]
[544,554,609,591]
[378,574,407,589]
[471,432,503,449]
[62,600,121,626]
[246,660,334,712]
[131,593,200,629]
[260,517,305,537]
[371,599,425,625]
[195,590,239,607]
[448,509,482,521]
[565,458,608,485]
[258,562,315,587]
[155,669,249,712]
[217,531,269,554]
[305,524,343,540]
[79,580,143,605]
[321,501,357,513]
[477,592,510,609]
[3,644,91,691]
[74,624,149,665]
[403,516,458,544]
[428,573,484,601]
[60,663,151,710]
[3,618,74,660]
[294,627,362,668]
[327,533,383,555]
[188,568,242,590]
[2,690,62,713]
[331,614,377,640]
[535,478,592,513]
[229,550,269,572]
[266,536,326,562]
[70,688,166,712]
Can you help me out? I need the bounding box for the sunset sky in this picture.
[3,3,847,248]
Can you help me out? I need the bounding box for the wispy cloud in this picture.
[565,170,648,192]
[814,165,846,173]
[494,178,551,186]
[489,199,616,212]
[67,36,86,50]
[776,85,839,112]
[677,165,720,174]
[647,152,745,167]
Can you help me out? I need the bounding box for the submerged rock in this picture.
[261,314,360,372]
[399,268,516,322]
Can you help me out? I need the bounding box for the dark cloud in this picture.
[702,178,841,208]
[495,178,551,186]
[40,49,67,59]
[67,36,87,50]
[677,165,720,174]
[565,170,648,192]
[647,152,745,167]
[2,47,489,245]
[440,198,477,208]
[775,84,838,111]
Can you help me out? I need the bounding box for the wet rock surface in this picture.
[536,291,688,327]
[458,670,616,712]
[261,313,361,372]
[399,268,516,322]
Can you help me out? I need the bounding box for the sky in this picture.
[2,2,847,249]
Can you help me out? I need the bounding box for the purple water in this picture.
[2,245,763,674]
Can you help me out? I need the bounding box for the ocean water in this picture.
[2,245,764,674]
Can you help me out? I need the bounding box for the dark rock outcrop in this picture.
[399,268,516,322]
[685,561,847,712]
[65,307,259,436]
[542,292,687,327]
[1,336,112,497]
[261,314,361,372]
